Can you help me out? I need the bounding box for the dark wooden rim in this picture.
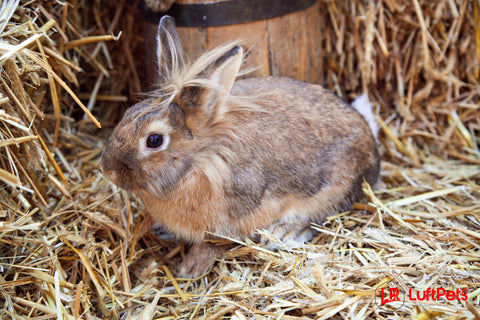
[141,0,318,27]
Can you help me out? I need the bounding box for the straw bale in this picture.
[0,0,479,319]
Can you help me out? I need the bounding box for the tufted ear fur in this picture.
[157,15,185,81]
[179,45,243,128]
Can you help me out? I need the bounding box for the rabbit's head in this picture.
[100,16,244,197]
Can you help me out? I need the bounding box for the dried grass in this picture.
[0,0,479,319]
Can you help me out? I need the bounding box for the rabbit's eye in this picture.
[146,134,164,149]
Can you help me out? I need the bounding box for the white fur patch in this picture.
[352,93,379,142]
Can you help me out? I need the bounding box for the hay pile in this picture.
[0,0,479,319]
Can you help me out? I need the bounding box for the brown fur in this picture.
[100,16,380,278]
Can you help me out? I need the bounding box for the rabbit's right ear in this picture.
[157,16,184,80]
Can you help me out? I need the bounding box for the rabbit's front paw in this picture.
[178,242,227,278]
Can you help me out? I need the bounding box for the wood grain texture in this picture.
[149,0,322,83]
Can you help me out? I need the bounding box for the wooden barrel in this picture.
[142,0,322,86]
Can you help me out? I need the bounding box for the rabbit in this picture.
[100,16,380,278]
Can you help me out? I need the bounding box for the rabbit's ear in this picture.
[207,45,243,113]
[157,15,184,79]
[185,45,243,125]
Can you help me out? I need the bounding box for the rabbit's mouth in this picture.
[102,168,135,191]
[99,146,140,191]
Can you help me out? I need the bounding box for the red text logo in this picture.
[380,287,401,305]
[374,280,405,310]
[408,288,468,302]
[375,280,469,311]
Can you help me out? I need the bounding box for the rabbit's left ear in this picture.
[157,15,185,80]
[181,45,243,126]
[207,45,243,116]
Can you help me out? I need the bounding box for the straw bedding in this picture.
[0,0,479,319]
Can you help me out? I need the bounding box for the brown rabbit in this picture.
[100,16,380,278]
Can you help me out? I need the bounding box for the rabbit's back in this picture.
[227,76,379,191]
